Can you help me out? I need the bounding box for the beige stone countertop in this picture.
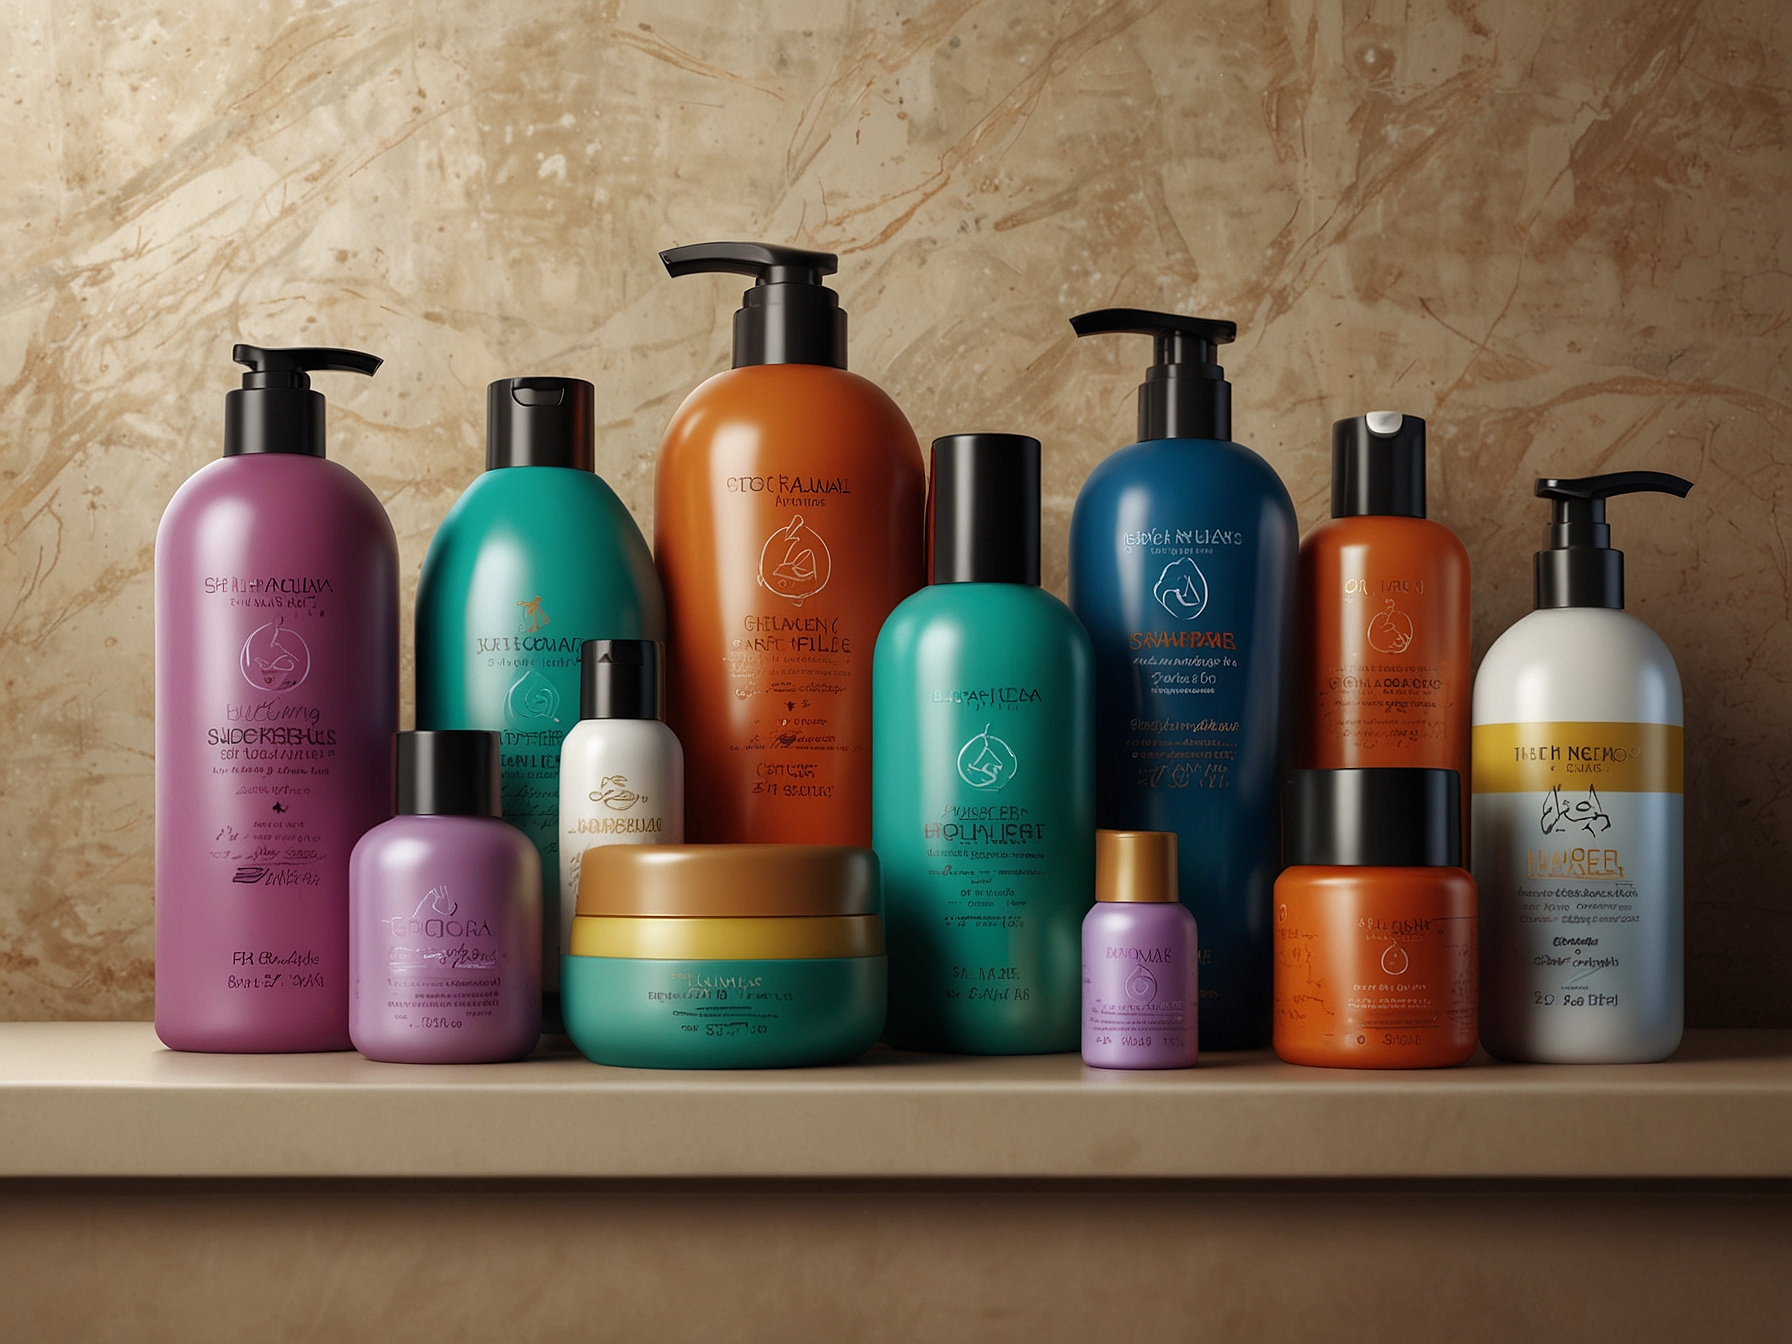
[2,1023,1788,1180]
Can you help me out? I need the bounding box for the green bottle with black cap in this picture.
[416,377,665,1025]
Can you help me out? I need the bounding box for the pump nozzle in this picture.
[660,241,846,368]
[1069,308,1238,441]
[1532,470,1692,610]
[225,343,382,457]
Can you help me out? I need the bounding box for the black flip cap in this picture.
[224,345,381,457]
[927,434,1041,586]
[661,242,847,370]
[1332,412,1426,518]
[486,377,594,471]
[1285,768,1462,868]
[397,730,502,818]
[1533,471,1693,610]
[581,639,663,720]
[1069,308,1236,441]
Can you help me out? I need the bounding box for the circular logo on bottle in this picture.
[1153,557,1209,621]
[505,668,562,725]
[1366,598,1415,654]
[1381,942,1410,977]
[957,725,1018,791]
[758,513,831,605]
[239,619,310,694]
[1126,964,1158,1003]
[592,775,643,812]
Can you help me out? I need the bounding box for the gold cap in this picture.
[576,844,880,918]
[1095,829,1178,903]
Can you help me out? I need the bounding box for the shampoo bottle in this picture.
[1067,310,1297,1050]
[875,434,1095,1054]
[155,345,396,1052]
[657,242,925,847]
[1298,414,1470,823]
[1475,472,1692,1063]
[415,378,665,1022]
[557,639,684,965]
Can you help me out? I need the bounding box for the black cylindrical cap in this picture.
[397,730,502,818]
[661,243,848,370]
[486,377,595,471]
[1332,412,1426,518]
[1285,768,1461,868]
[581,639,663,720]
[927,434,1041,585]
[223,345,381,457]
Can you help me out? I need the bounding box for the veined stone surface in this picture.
[0,0,1787,1022]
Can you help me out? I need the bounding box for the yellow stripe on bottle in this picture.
[569,914,884,960]
[1472,722,1682,794]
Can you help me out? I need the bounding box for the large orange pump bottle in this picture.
[1298,414,1470,835]
[655,242,925,845]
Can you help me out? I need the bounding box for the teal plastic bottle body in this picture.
[875,583,1096,1053]
[1068,437,1296,1050]
[415,466,665,1009]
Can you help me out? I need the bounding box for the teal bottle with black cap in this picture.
[415,377,665,1025]
[875,433,1095,1054]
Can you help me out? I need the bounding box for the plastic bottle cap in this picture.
[1284,768,1461,868]
[486,377,595,470]
[580,639,663,720]
[661,241,847,370]
[396,731,502,818]
[1532,471,1693,610]
[223,344,381,458]
[1331,413,1426,519]
[1068,308,1237,441]
[927,434,1041,585]
[1095,829,1179,902]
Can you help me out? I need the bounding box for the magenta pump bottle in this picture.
[1082,829,1199,1069]
[350,731,541,1063]
[154,345,397,1052]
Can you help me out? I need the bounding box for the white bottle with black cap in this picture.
[1474,471,1692,1063]
[557,639,684,964]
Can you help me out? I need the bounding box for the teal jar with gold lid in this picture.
[561,844,885,1069]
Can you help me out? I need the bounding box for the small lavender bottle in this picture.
[1082,830,1199,1069]
[350,731,541,1063]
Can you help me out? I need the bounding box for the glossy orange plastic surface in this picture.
[654,363,924,846]
[1274,865,1477,1068]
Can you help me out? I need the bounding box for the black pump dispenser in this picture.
[224,344,382,457]
[486,377,595,471]
[927,434,1041,586]
[1332,412,1426,518]
[1068,308,1237,441]
[660,242,847,369]
[1533,471,1693,610]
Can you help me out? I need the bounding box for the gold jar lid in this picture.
[576,844,880,918]
[569,914,884,960]
[1096,829,1179,902]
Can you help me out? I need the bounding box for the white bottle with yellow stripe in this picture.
[1473,472,1691,1063]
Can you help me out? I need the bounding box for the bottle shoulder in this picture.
[660,365,922,473]
[1300,514,1469,563]
[1077,437,1294,510]
[424,468,648,567]
[884,583,1086,634]
[159,454,396,554]
[1475,608,1683,725]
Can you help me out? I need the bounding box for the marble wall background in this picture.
[2,0,1787,1025]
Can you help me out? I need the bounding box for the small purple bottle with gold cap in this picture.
[1082,830,1199,1069]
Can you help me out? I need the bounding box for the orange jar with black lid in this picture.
[1274,767,1476,1068]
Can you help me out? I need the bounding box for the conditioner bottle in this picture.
[1068,310,1297,1050]
[1474,472,1692,1063]
[156,346,396,1052]
[876,434,1095,1053]
[656,243,925,847]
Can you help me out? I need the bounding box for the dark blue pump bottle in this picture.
[1067,310,1296,1050]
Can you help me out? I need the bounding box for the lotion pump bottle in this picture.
[156,345,396,1052]
[656,242,925,848]
[557,639,684,966]
[1474,471,1693,1063]
[1067,310,1298,1051]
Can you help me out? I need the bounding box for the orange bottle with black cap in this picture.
[1298,414,1470,845]
[655,242,925,845]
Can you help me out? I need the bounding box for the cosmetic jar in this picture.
[1274,767,1476,1068]
[561,844,886,1068]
